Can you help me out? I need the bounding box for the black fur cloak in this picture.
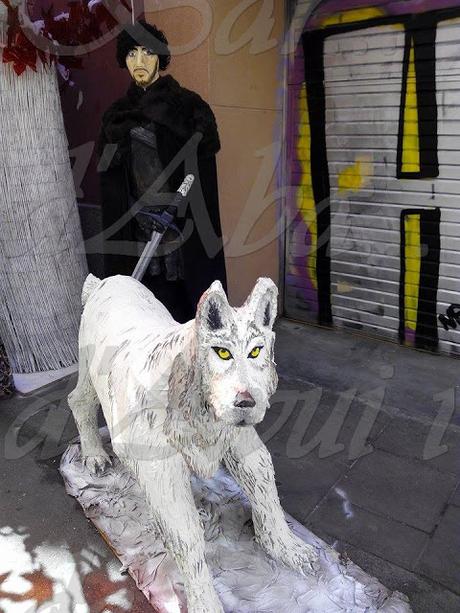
[97,74,227,322]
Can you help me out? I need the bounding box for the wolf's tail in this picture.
[81,274,103,307]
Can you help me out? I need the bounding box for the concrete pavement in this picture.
[0,318,458,612]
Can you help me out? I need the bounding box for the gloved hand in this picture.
[134,207,185,280]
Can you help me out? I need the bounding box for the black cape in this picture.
[97,74,227,322]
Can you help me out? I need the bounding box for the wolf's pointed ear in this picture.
[195,280,234,336]
[245,277,278,330]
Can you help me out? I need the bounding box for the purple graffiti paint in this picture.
[404,327,416,346]
[285,77,319,316]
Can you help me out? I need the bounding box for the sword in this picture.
[132,174,195,281]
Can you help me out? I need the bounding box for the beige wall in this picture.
[144,1,285,306]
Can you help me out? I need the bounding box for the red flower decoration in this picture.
[1,0,134,77]
[1,0,40,74]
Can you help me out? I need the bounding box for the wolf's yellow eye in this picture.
[213,347,233,360]
[248,346,262,359]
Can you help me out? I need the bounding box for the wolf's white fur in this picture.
[68,274,318,613]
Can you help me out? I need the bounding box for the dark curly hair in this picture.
[116,21,171,71]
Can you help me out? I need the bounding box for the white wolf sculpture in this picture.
[68,274,318,613]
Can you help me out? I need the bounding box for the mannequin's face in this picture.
[126,46,160,88]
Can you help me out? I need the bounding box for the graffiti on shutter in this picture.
[285,3,460,356]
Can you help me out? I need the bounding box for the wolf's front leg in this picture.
[224,427,319,575]
[129,452,224,613]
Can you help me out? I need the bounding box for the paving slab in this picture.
[258,376,392,465]
[416,505,460,594]
[307,490,428,570]
[275,320,460,425]
[450,483,460,507]
[3,391,79,463]
[374,414,460,476]
[268,452,347,521]
[333,449,457,532]
[339,542,460,613]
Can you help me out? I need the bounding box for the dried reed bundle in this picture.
[0,20,88,372]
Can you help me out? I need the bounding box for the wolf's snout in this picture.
[234,391,256,409]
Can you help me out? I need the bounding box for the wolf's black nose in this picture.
[234,391,256,409]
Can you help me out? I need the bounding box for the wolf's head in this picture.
[194,277,279,428]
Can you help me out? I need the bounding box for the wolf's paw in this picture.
[260,530,320,576]
[286,536,321,576]
[83,451,112,476]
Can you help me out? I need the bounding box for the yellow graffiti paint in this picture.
[321,7,385,28]
[404,214,421,336]
[337,155,373,193]
[296,84,317,290]
[402,40,421,173]
[337,281,354,294]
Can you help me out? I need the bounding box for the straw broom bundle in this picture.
[0,3,88,373]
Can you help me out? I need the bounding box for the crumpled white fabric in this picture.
[60,443,412,613]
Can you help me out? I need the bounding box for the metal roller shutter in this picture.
[285,12,460,356]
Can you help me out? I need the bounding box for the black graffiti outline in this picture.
[399,208,441,350]
[438,303,460,331]
[396,15,439,180]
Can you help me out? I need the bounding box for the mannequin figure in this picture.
[97,21,227,323]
